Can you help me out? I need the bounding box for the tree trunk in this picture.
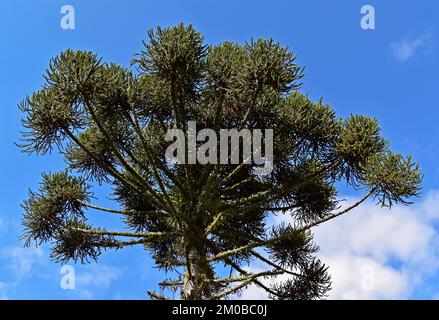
[181,238,213,299]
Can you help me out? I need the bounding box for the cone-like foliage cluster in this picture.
[18,23,421,300]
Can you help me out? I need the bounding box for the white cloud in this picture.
[238,190,439,299]
[74,264,121,299]
[390,32,434,62]
[419,190,439,220]
[0,246,46,298]
[54,264,123,300]
[312,196,439,299]
[314,202,436,266]
[76,264,121,288]
[1,245,121,299]
[322,254,409,299]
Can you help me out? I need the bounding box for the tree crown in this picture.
[18,23,421,300]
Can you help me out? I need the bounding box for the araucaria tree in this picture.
[19,24,421,300]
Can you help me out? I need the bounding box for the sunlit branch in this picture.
[207,279,252,300]
[72,227,173,239]
[222,256,285,299]
[147,290,169,300]
[213,269,283,284]
[223,176,254,193]
[159,279,183,287]
[217,149,257,188]
[103,238,150,247]
[204,211,224,237]
[206,240,285,299]
[77,200,163,217]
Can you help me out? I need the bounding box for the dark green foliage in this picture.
[65,126,116,183]
[269,259,331,300]
[137,24,206,80]
[21,172,90,246]
[18,23,421,300]
[366,152,422,207]
[337,115,388,183]
[51,219,115,264]
[240,38,304,93]
[268,225,318,269]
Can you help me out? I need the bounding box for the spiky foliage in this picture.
[18,24,421,300]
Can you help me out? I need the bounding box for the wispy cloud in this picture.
[76,264,121,289]
[0,246,46,298]
[73,264,122,299]
[0,245,122,299]
[2,246,45,280]
[390,32,434,62]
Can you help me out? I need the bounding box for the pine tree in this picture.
[18,24,421,300]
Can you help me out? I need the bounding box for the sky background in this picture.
[0,0,438,299]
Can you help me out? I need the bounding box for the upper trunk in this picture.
[181,227,214,299]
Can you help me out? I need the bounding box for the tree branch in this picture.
[103,238,151,247]
[125,106,186,193]
[207,279,252,300]
[204,211,224,237]
[147,290,169,300]
[77,200,162,218]
[300,187,376,230]
[250,250,302,278]
[221,256,285,299]
[84,99,170,211]
[72,227,174,239]
[122,107,186,219]
[63,127,141,194]
[220,159,342,216]
[209,188,374,262]
[213,269,282,284]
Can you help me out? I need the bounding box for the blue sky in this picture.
[1,0,438,299]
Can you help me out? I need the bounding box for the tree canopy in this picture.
[18,24,421,300]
